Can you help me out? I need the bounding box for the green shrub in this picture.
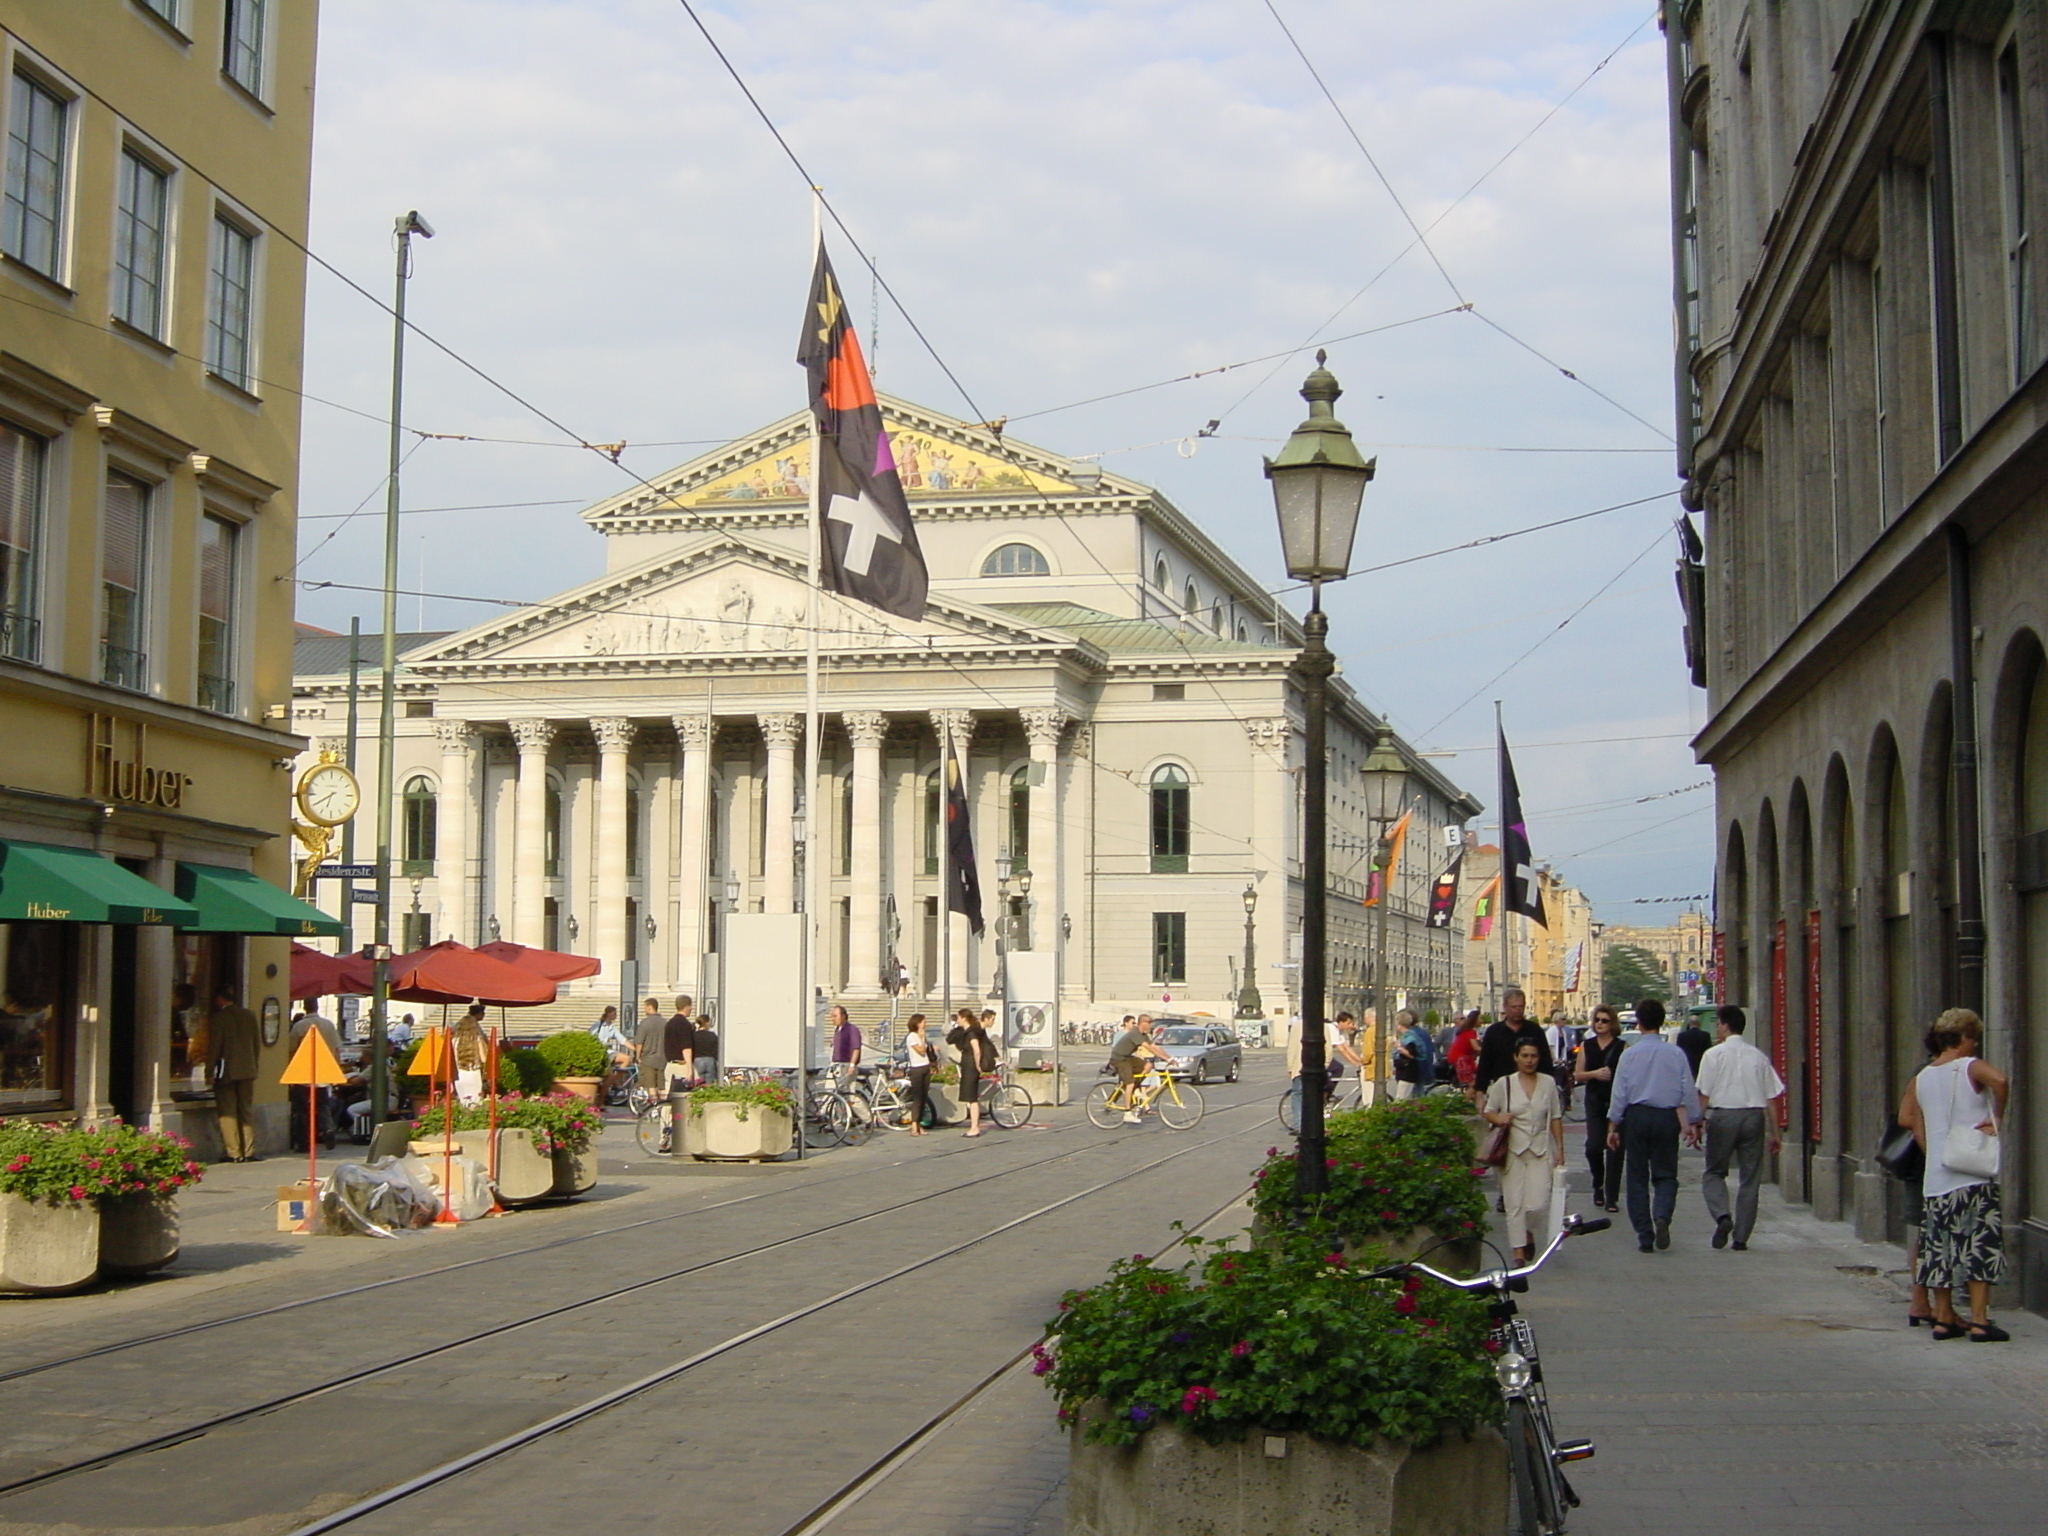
[1041,1231,1497,1449]
[535,1029,609,1079]
[0,1122,204,1206]
[397,1039,518,1092]
[505,1047,555,1096]
[1248,1094,1486,1244]
[411,1092,605,1155]
[687,1079,795,1122]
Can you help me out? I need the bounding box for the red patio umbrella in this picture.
[474,940,602,982]
[383,940,558,1007]
[290,943,368,1001]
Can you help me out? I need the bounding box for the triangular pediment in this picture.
[581,395,1149,528]
[408,533,1085,670]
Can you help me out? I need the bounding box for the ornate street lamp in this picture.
[993,851,1013,1001]
[1265,351,1375,1201]
[1236,883,1262,1020]
[1361,725,1407,1098]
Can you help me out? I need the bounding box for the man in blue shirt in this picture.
[1605,997,1702,1252]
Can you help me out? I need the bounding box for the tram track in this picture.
[0,1091,1272,1516]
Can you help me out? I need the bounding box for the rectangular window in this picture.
[1871,264,1889,522]
[2000,41,2032,384]
[0,421,46,663]
[4,72,67,278]
[223,0,266,97]
[1152,912,1187,985]
[196,512,237,712]
[0,921,76,1110]
[1150,769,1190,874]
[206,215,256,390]
[141,0,181,26]
[101,473,150,690]
[114,148,170,337]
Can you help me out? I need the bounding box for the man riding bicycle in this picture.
[1109,1014,1172,1124]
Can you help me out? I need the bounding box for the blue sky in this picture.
[293,1,1709,919]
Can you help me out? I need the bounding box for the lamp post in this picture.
[565,912,579,946]
[408,877,423,952]
[1361,726,1407,1101]
[1265,350,1375,1200]
[1236,882,1262,1020]
[716,872,740,1022]
[1016,866,1033,953]
[992,851,1012,1004]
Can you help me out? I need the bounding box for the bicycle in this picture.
[975,1062,1034,1131]
[607,1062,657,1115]
[1275,1072,1364,1134]
[1367,1213,1610,1535]
[1085,1066,1204,1130]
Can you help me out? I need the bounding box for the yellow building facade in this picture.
[0,1,329,1152]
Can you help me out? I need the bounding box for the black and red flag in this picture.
[943,736,984,936]
[1425,844,1464,929]
[1499,727,1548,927]
[798,248,928,620]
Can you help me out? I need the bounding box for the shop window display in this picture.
[171,932,240,1099]
[0,922,73,1110]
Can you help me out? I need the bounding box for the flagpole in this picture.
[940,729,953,1045]
[800,188,824,1160]
[1496,700,1510,1016]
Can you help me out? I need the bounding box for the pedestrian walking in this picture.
[664,996,697,1092]
[1345,1009,1376,1103]
[1543,1011,1577,1113]
[902,1012,935,1135]
[1900,1008,2012,1342]
[1475,988,1553,1095]
[1447,1009,1482,1094]
[1674,1009,1713,1077]
[1390,1009,1434,1100]
[634,997,665,1091]
[209,984,261,1162]
[1886,1026,1942,1327]
[692,1012,720,1084]
[1573,1005,1628,1212]
[947,1008,995,1137]
[289,998,343,1150]
[1694,1004,1786,1251]
[1482,1037,1566,1265]
[829,1004,862,1088]
[1604,998,1701,1253]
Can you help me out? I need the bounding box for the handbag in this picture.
[1941,1062,2001,1180]
[1480,1119,1510,1168]
[1875,1119,1925,1184]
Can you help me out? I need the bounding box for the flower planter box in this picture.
[924,1083,960,1127]
[0,1192,101,1295]
[1066,1407,1506,1536]
[1247,1217,1482,1278]
[688,1101,793,1161]
[554,1076,605,1106]
[100,1196,179,1276]
[1028,1068,1072,1106]
[470,1129,556,1205]
[551,1144,598,1197]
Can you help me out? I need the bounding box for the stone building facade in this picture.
[1669,0,2048,1308]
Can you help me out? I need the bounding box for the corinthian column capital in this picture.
[433,719,475,754]
[591,716,637,755]
[509,718,558,753]
[930,709,973,754]
[1020,706,1071,751]
[844,710,888,748]
[1243,717,1291,754]
[673,714,716,752]
[758,712,801,751]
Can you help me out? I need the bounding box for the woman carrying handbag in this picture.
[1900,1008,2011,1342]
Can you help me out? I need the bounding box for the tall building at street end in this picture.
[0,3,330,1153]
[290,400,1481,1035]
[1601,909,1711,1008]
[1455,843,1596,1023]
[1668,0,2048,1306]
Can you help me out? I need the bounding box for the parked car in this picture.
[1150,1020,1242,1083]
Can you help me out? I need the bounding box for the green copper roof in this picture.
[987,602,1273,656]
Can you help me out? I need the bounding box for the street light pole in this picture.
[369,210,432,1134]
[1360,726,1407,1102]
[1237,883,1262,1020]
[1264,352,1375,1203]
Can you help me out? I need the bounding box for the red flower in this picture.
[1393,1294,1417,1315]
[1180,1385,1218,1414]
[1231,1340,1252,1358]
[1324,1252,1347,1268]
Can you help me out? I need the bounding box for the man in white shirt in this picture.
[1543,1011,1577,1113]
[1693,1004,1786,1251]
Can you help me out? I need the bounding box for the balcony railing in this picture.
[101,642,148,692]
[197,671,236,714]
[0,609,40,664]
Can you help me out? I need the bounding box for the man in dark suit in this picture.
[1674,1008,1712,1076]
[1475,987,1552,1095]
[209,985,263,1162]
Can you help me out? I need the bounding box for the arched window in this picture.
[840,772,854,875]
[1236,621,1250,643]
[625,780,642,879]
[924,771,941,875]
[544,778,564,877]
[1009,765,1031,873]
[1153,556,1169,592]
[401,776,436,874]
[1211,601,1224,635]
[1150,764,1189,873]
[981,542,1050,577]
[1183,580,1199,615]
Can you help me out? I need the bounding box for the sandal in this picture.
[1968,1321,2010,1343]
[1929,1320,1970,1341]
[1907,1311,1937,1328]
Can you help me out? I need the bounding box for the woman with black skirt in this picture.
[902,1013,934,1136]
[1573,1005,1627,1212]
[947,1008,990,1137]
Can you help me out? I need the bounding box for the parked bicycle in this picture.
[1085,1066,1203,1129]
[1367,1213,1610,1535]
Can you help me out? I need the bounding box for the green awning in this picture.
[0,841,199,925]
[175,863,344,938]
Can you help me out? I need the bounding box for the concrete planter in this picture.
[479,1128,557,1205]
[689,1101,793,1161]
[1027,1068,1073,1106]
[1067,1408,1506,1536]
[555,1076,605,1106]
[551,1143,598,1196]
[1248,1218,1482,1278]
[100,1195,180,1276]
[925,1082,961,1126]
[0,1192,101,1295]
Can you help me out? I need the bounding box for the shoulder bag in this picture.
[1942,1062,2001,1180]
[1874,1118,1925,1184]
[1479,1080,1511,1167]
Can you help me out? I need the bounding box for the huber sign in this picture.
[88,714,193,810]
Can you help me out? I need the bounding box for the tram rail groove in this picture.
[0,1099,1268,1503]
[0,1084,1248,1387]
[280,1116,1270,1535]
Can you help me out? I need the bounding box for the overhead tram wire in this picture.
[293,438,427,572]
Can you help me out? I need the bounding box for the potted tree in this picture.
[98,1124,206,1275]
[535,1030,609,1105]
[0,1124,109,1293]
[684,1079,795,1160]
[1044,1233,1507,1536]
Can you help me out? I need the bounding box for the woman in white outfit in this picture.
[1901,1008,2011,1341]
[1483,1038,1566,1264]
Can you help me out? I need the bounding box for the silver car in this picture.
[1151,1021,1242,1084]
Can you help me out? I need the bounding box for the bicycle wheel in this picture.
[1157,1081,1204,1129]
[625,1081,656,1116]
[634,1103,670,1157]
[1505,1399,1561,1536]
[871,1085,912,1131]
[987,1083,1032,1130]
[841,1095,877,1145]
[1084,1082,1123,1129]
[1277,1087,1300,1135]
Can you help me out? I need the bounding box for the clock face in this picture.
[299,764,360,826]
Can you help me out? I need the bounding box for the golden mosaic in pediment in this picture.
[686,421,1065,506]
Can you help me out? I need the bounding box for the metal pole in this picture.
[369,214,427,1133]
[1296,592,1333,1198]
[340,615,361,1009]
[798,190,824,1163]
[1497,702,1511,1022]
[1374,815,1391,1100]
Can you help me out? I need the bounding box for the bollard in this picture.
[668,1080,692,1158]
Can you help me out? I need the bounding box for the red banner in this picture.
[1711,929,1725,1002]
[1770,919,1788,1130]
[1806,909,1823,1140]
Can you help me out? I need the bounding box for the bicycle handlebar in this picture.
[1374,1214,1611,1290]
